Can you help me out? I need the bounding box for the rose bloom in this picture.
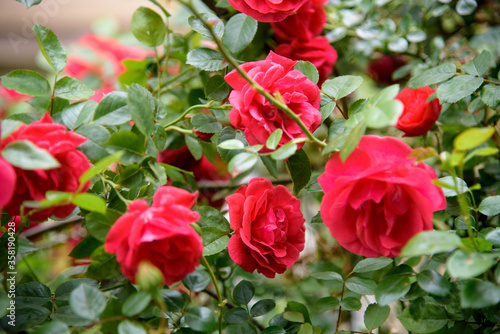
[105,186,203,285]
[226,177,306,278]
[225,52,321,151]
[319,135,446,257]
[275,36,338,85]
[271,0,328,42]
[367,54,407,85]
[0,113,91,221]
[228,0,308,22]
[395,87,441,137]
[0,156,16,210]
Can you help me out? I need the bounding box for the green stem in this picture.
[201,256,224,334]
[163,102,214,129]
[49,74,58,115]
[165,125,193,134]
[155,296,168,334]
[154,48,163,100]
[178,0,326,148]
[21,254,40,282]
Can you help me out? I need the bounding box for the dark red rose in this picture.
[395,87,441,137]
[275,36,338,85]
[271,0,328,42]
[319,135,446,257]
[227,0,308,22]
[225,52,321,151]
[105,186,203,285]
[0,113,91,221]
[367,54,408,85]
[226,177,306,278]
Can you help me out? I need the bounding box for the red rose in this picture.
[271,0,328,42]
[226,177,306,278]
[227,0,308,22]
[225,52,321,151]
[0,113,91,221]
[367,54,407,85]
[0,157,16,210]
[275,36,338,85]
[395,87,441,137]
[319,135,446,257]
[105,186,203,285]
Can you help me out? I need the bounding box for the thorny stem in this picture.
[201,256,225,334]
[335,280,346,332]
[179,0,326,148]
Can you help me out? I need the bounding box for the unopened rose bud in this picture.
[136,261,164,294]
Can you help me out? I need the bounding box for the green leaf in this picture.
[417,270,452,296]
[224,308,248,324]
[86,246,122,280]
[345,277,377,295]
[60,100,98,130]
[375,276,412,306]
[0,305,50,332]
[69,284,106,320]
[229,152,258,173]
[398,304,447,333]
[271,142,297,160]
[283,311,305,323]
[266,129,283,150]
[69,235,102,259]
[408,63,456,89]
[479,195,500,216]
[93,92,131,126]
[250,299,276,317]
[401,231,461,256]
[285,301,311,324]
[104,131,145,155]
[54,279,99,307]
[131,7,166,47]
[80,151,124,183]
[313,297,339,313]
[203,234,229,256]
[54,76,94,100]
[118,320,147,334]
[33,23,67,72]
[122,292,152,317]
[436,176,469,197]
[15,0,42,8]
[184,306,217,332]
[352,258,393,273]
[310,271,343,281]
[456,0,478,15]
[462,50,492,76]
[481,84,500,109]
[182,269,211,292]
[218,139,245,150]
[32,321,71,334]
[454,127,495,151]
[485,228,500,247]
[365,99,403,129]
[320,101,336,123]
[161,289,188,312]
[188,12,224,39]
[185,135,203,160]
[16,282,52,307]
[340,297,362,311]
[286,149,311,196]
[2,140,60,170]
[1,69,51,96]
[205,75,230,100]
[446,249,497,278]
[187,48,227,71]
[128,84,155,137]
[191,113,223,133]
[321,75,363,100]
[233,280,254,305]
[294,61,319,84]
[461,279,500,308]
[261,155,278,179]
[222,13,258,54]
[72,193,106,215]
[196,205,231,230]
[437,75,484,104]
[364,304,390,330]
[217,127,247,162]
[262,326,286,334]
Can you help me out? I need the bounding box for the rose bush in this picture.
[395,86,441,137]
[105,186,203,285]
[0,113,91,221]
[319,135,446,257]
[275,36,338,85]
[227,0,308,22]
[225,51,321,151]
[226,177,306,278]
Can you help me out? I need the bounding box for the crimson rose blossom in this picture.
[275,36,338,85]
[0,157,15,210]
[228,0,308,22]
[225,52,321,151]
[367,54,407,85]
[395,87,441,137]
[226,178,306,278]
[105,186,203,285]
[319,135,446,257]
[271,0,328,42]
[0,113,91,221]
